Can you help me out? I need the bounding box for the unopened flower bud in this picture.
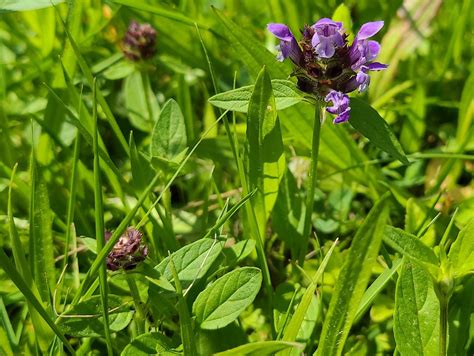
[122,21,157,61]
[106,227,148,271]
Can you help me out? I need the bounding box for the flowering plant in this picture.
[268,19,387,123]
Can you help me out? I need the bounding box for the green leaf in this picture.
[383,226,439,267]
[208,80,303,113]
[448,218,474,278]
[121,332,174,355]
[129,133,154,193]
[222,240,256,266]
[125,70,159,131]
[247,67,285,232]
[151,99,187,160]
[0,0,64,12]
[349,98,409,164]
[354,258,403,323]
[214,341,303,356]
[155,238,223,290]
[393,260,439,355]
[193,267,262,329]
[280,240,337,351]
[29,159,54,304]
[58,295,132,337]
[102,60,135,80]
[316,194,390,356]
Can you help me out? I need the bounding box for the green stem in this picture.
[439,295,448,356]
[141,71,154,127]
[125,272,146,335]
[299,104,322,265]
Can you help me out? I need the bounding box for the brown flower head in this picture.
[122,21,157,61]
[106,227,148,271]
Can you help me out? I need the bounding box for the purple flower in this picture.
[325,90,351,123]
[311,18,344,58]
[267,23,302,63]
[267,18,388,123]
[106,227,148,271]
[122,21,157,61]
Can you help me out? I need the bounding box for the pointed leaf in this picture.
[448,218,474,278]
[349,98,409,164]
[193,267,262,329]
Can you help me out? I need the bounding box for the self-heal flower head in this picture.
[267,18,388,123]
[122,21,157,61]
[106,227,148,271]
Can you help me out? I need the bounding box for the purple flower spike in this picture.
[106,227,148,271]
[325,90,351,123]
[311,18,344,58]
[267,23,302,63]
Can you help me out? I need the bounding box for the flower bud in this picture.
[122,21,157,61]
[106,227,148,271]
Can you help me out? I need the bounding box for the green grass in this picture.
[0,0,473,355]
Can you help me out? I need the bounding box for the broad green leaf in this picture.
[0,0,64,12]
[316,194,390,356]
[247,67,285,234]
[121,332,174,355]
[103,60,135,80]
[196,324,248,355]
[151,99,187,160]
[349,98,409,164]
[215,341,303,356]
[394,260,439,355]
[125,70,159,131]
[208,80,304,113]
[155,238,223,290]
[448,218,474,278]
[193,267,262,329]
[129,133,154,193]
[383,226,439,267]
[58,295,132,337]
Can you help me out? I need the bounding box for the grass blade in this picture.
[316,193,390,355]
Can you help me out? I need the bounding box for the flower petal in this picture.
[367,62,388,71]
[267,23,294,41]
[357,21,384,40]
[314,18,342,29]
[367,40,381,59]
[316,38,335,58]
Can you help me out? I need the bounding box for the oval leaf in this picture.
[193,267,262,329]
[151,99,187,160]
[209,80,303,113]
[121,332,174,355]
[448,218,474,278]
[349,98,408,164]
[156,238,223,290]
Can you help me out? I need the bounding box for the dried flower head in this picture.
[268,19,387,123]
[106,227,148,271]
[122,21,157,61]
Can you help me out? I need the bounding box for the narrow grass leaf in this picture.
[393,259,439,355]
[316,194,390,356]
[193,267,262,329]
[349,98,409,164]
[0,0,64,12]
[0,249,74,354]
[215,341,303,356]
[279,240,337,353]
[354,258,403,323]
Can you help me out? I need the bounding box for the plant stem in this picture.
[125,272,146,335]
[299,104,322,266]
[439,294,448,356]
